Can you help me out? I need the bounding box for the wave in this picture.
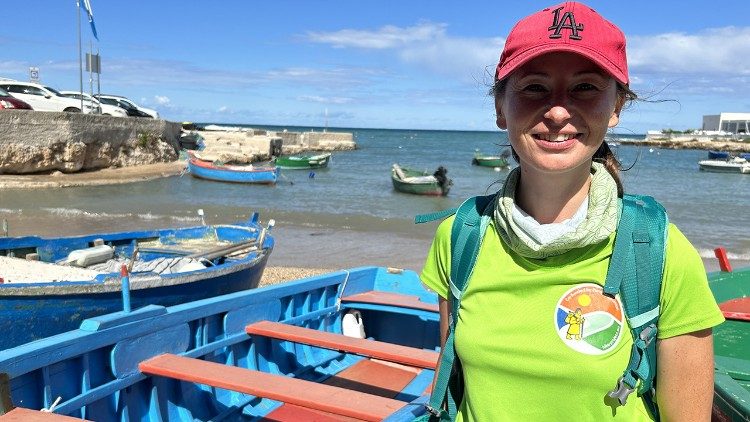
[698,248,750,262]
[38,207,200,223]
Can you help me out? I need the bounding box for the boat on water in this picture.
[391,163,452,196]
[709,264,750,421]
[0,213,274,350]
[472,149,510,168]
[0,266,439,421]
[187,151,280,184]
[274,152,331,169]
[698,157,750,174]
[708,150,731,160]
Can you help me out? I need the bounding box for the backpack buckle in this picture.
[607,376,635,405]
[425,403,444,417]
[639,324,657,346]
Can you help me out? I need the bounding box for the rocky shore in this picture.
[0,112,356,188]
[622,138,750,153]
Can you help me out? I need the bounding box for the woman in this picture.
[420,2,724,420]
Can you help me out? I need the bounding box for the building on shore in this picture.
[702,113,750,135]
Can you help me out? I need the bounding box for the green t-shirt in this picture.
[420,218,725,421]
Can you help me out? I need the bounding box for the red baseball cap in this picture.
[495,2,628,85]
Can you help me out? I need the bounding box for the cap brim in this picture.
[496,44,628,85]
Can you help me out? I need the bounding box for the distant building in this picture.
[702,113,750,134]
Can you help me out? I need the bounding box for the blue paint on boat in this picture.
[0,213,274,350]
[0,267,439,420]
[187,152,280,184]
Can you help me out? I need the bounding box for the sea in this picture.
[1,125,748,273]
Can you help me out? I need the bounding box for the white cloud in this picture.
[297,95,353,104]
[218,106,229,113]
[629,27,750,76]
[306,22,447,49]
[154,95,170,105]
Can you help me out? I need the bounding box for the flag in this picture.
[79,0,98,40]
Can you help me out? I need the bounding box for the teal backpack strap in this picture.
[420,193,496,420]
[603,194,667,420]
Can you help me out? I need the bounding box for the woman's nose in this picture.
[544,104,571,124]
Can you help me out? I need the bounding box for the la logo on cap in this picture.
[548,6,583,40]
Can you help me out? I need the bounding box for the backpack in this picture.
[414,193,668,421]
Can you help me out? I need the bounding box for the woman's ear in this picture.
[608,95,626,128]
[495,97,507,129]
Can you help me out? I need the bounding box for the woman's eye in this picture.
[523,84,547,92]
[574,83,598,91]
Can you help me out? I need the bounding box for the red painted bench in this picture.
[0,408,90,421]
[139,353,406,422]
[245,320,439,369]
[719,297,750,322]
[341,291,439,313]
[263,359,421,422]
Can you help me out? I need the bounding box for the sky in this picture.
[2,1,749,133]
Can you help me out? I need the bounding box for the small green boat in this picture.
[391,163,452,196]
[709,265,750,421]
[472,149,511,168]
[274,152,331,169]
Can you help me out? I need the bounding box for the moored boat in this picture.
[472,149,510,168]
[391,163,452,196]
[274,152,331,169]
[0,266,439,421]
[709,263,750,421]
[698,157,750,174]
[187,151,280,184]
[0,213,274,349]
[708,150,731,160]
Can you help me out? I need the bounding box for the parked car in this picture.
[94,95,151,118]
[95,94,159,118]
[0,87,33,110]
[59,91,128,117]
[0,80,96,113]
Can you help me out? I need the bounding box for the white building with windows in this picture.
[702,113,750,135]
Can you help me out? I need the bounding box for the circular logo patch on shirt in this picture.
[554,284,624,355]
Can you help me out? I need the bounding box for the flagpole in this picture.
[77,0,83,111]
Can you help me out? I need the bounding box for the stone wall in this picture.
[0,110,181,174]
[276,130,356,154]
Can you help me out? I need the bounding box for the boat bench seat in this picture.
[139,353,406,422]
[719,297,750,322]
[0,407,91,421]
[245,320,439,369]
[341,291,439,313]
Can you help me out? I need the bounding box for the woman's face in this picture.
[496,52,623,176]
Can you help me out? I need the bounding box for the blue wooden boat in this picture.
[0,213,274,350]
[0,267,439,421]
[709,150,731,160]
[187,152,280,184]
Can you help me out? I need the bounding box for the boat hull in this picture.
[391,177,447,196]
[0,267,439,421]
[709,267,750,421]
[0,219,273,349]
[188,154,280,184]
[472,155,508,168]
[275,153,331,169]
[699,159,750,174]
[391,165,451,196]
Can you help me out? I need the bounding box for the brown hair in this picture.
[490,80,637,197]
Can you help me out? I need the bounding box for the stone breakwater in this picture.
[0,110,181,174]
[194,127,356,164]
[632,134,750,152]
